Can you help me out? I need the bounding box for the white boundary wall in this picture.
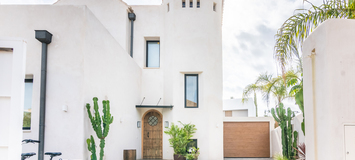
[303,19,355,160]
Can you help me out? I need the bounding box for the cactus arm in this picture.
[271,108,280,123]
[86,104,97,131]
[102,100,107,137]
[86,135,97,160]
[293,131,298,157]
[93,98,103,138]
[86,138,91,152]
[102,100,113,137]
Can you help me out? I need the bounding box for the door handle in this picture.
[147,132,149,138]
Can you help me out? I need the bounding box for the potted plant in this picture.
[185,154,195,160]
[164,122,196,160]
[185,147,199,160]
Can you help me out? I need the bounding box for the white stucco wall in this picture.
[292,114,305,144]
[271,126,282,157]
[0,5,142,160]
[55,0,131,53]
[82,8,143,160]
[303,19,355,160]
[0,38,27,160]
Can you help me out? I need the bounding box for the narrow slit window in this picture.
[185,74,198,108]
[197,0,200,8]
[146,41,160,68]
[23,78,33,130]
[167,3,170,12]
[182,0,186,8]
[190,0,193,8]
[213,2,216,11]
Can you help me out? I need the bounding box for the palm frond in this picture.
[274,0,355,72]
[242,83,260,103]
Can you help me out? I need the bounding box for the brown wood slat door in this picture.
[143,111,162,159]
[223,122,270,158]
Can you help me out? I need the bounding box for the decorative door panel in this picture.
[143,111,162,159]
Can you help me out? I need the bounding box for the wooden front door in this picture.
[143,111,162,159]
[224,122,270,158]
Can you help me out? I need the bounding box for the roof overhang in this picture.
[136,105,173,108]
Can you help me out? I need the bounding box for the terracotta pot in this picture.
[174,154,186,160]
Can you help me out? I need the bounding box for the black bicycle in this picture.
[21,139,62,160]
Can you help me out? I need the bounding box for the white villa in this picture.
[0,0,224,159]
[223,98,256,117]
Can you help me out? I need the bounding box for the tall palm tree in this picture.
[274,0,355,72]
[262,70,300,105]
[242,73,273,117]
[242,84,261,117]
[242,71,301,117]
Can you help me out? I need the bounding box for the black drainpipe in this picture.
[128,12,136,57]
[35,30,52,160]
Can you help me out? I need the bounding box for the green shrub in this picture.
[274,154,289,160]
[164,121,196,155]
[185,147,199,160]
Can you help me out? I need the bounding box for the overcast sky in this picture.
[0,0,323,116]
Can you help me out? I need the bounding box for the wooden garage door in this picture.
[224,122,270,158]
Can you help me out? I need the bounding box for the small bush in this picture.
[274,154,289,160]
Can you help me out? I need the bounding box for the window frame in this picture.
[186,139,198,152]
[184,74,199,108]
[23,78,33,130]
[189,0,193,8]
[146,40,160,68]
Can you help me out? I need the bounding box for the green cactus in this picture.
[87,135,97,160]
[293,131,298,157]
[271,103,298,160]
[86,97,114,160]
